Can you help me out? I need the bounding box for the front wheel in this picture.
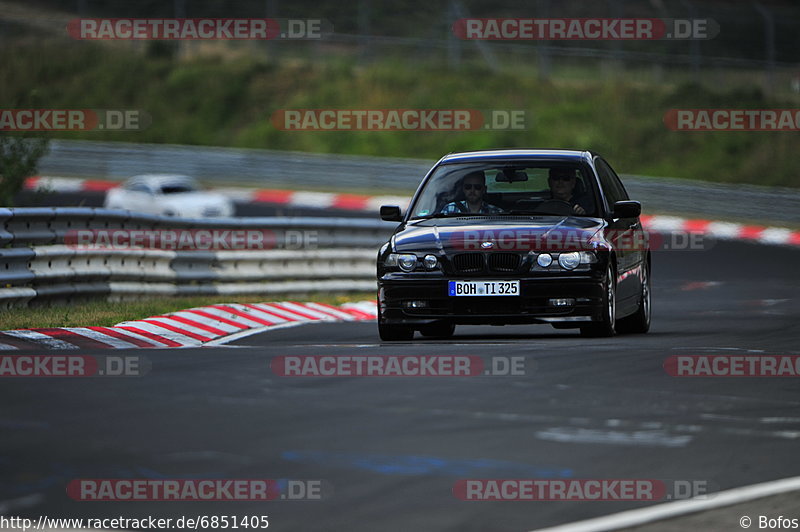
[616,261,651,334]
[580,264,616,338]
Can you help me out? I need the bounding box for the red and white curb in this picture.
[24,176,408,213]
[24,176,800,247]
[639,214,800,247]
[0,300,378,351]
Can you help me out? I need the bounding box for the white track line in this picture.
[531,475,800,532]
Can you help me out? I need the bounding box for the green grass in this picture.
[0,292,375,330]
[3,42,800,188]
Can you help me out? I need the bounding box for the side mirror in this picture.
[380,205,403,222]
[612,200,641,219]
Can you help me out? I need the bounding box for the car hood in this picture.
[393,216,606,253]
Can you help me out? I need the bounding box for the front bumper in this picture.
[378,274,606,326]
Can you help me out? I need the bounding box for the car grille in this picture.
[451,252,522,274]
[488,252,520,272]
[452,253,484,273]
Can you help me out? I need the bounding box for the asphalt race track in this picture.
[2,240,799,531]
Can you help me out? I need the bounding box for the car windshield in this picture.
[409,161,598,219]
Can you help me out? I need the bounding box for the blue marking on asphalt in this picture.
[281,450,572,478]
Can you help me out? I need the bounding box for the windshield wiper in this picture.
[505,210,578,216]
[412,212,474,220]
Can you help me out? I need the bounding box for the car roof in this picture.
[439,149,594,164]
[126,174,197,185]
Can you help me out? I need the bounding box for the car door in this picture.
[125,182,156,213]
[595,156,642,305]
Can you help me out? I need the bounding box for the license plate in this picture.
[448,280,520,296]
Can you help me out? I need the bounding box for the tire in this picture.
[580,264,616,338]
[378,322,414,341]
[616,261,651,334]
[419,322,455,338]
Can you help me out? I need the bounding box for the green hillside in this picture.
[2,42,798,187]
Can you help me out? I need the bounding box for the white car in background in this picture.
[104,174,234,218]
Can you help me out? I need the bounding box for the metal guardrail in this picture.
[0,208,394,308]
[38,140,434,191]
[37,140,800,225]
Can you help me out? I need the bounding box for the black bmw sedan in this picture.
[377,149,651,341]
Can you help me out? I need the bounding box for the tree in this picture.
[0,136,50,207]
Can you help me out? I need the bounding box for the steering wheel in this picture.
[534,199,574,215]
[540,199,573,208]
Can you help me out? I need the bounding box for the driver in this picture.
[548,167,592,215]
[441,171,503,214]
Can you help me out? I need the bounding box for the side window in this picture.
[126,183,150,193]
[603,159,629,201]
[595,158,625,208]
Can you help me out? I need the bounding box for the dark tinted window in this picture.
[160,184,195,194]
[603,159,629,201]
[595,158,627,207]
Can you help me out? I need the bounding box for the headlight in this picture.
[398,254,418,271]
[384,253,437,272]
[537,253,553,267]
[532,251,597,271]
[558,251,581,270]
